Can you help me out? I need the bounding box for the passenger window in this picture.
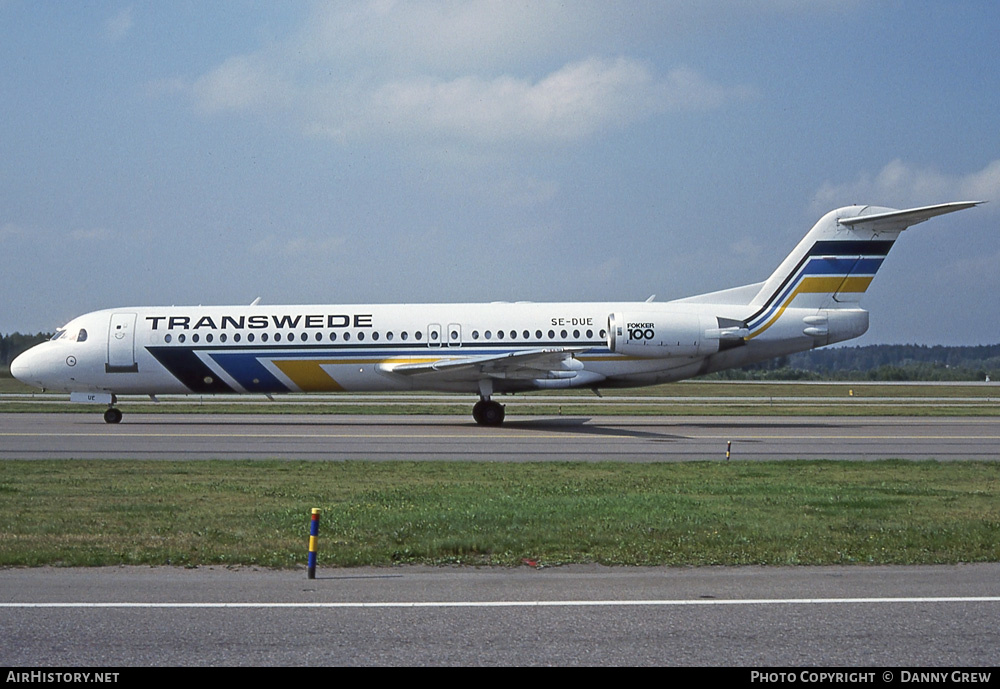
[247,333,255,342]
[233,333,240,342]
[206,334,214,343]
[358,332,365,341]
[192,334,200,343]
[402,332,408,341]
[372,332,380,341]
[274,333,282,342]
[165,334,172,343]
[344,332,351,341]
[523,330,529,339]
[536,330,542,339]
[262,333,269,342]
[330,332,337,341]
[179,334,186,343]
[415,331,422,341]
[220,334,227,343]
[386,332,394,341]
[472,331,479,340]
[573,330,580,339]
[548,330,555,339]
[485,331,492,340]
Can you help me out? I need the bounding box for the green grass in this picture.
[1,460,997,568]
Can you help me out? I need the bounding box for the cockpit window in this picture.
[50,329,66,341]
[77,329,88,342]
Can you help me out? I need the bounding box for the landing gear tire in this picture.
[104,407,123,424]
[472,400,505,426]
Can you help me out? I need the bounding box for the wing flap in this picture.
[380,347,587,381]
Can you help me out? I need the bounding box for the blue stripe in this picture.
[801,257,884,275]
[206,351,289,392]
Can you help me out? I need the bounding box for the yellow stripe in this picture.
[747,275,874,340]
[272,360,345,392]
[799,275,873,294]
[273,357,445,391]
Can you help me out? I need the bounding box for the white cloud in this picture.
[70,228,113,241]
[812,159,1000,212]
[365,58,712,142]
[165,2,754,146]
[190,56,293,115]
[183,54,749,144]
[297,1,859,75]
[105,6,133,42]
[0,223,28,242]
[251,234,346,258]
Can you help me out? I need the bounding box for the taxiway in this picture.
[1,412,998,460]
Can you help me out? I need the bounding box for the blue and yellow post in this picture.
[307,508,320,579]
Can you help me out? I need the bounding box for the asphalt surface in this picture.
[1,564,998,666]
[2,412,999,460]
[3,412,998,666]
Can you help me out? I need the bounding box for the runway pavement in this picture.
[1,412,998,460]
[1,564,998,665]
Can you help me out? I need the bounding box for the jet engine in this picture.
[607,312,746,358]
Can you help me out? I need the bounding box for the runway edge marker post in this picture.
[307,508,320,579]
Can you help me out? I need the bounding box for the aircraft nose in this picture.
[9,350,35,384]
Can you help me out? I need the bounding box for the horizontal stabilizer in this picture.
[839,201,983,233]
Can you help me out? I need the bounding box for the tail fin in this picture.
[745,201,982,339]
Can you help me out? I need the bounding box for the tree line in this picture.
[0,332,50,370]
[713,344,1000,382]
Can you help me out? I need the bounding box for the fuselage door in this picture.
[107,312,138,373]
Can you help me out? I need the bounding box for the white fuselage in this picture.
[9,299,847,397]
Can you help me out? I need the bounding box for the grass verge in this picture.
[1,460,997,568]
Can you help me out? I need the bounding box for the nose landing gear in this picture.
[103,395,122,424]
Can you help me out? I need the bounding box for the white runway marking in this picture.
[4,596,999,608]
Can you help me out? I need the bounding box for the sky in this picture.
[2,1,998,345]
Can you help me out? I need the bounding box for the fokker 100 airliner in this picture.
[11,201,981,425]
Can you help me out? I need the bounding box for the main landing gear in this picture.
[472,399,505,426]
[472,379,505,426]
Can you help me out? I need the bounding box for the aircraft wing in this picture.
[379,347,588,381]
[839,201,983,233]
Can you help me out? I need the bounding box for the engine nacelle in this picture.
[608,312,726,358]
